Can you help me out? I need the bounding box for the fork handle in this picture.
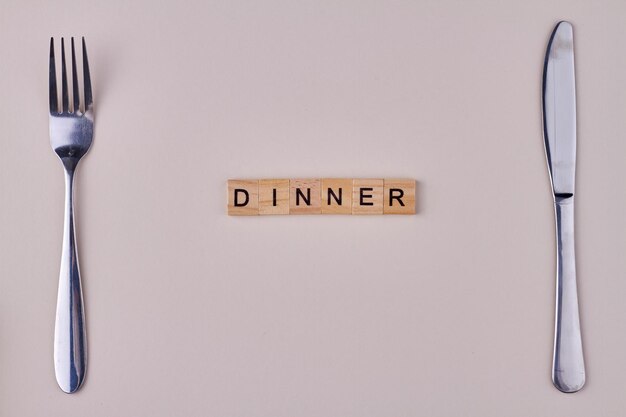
[54,168,87,393]
[552,197,585,393]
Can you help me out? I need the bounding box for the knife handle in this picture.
[552,196,585,393]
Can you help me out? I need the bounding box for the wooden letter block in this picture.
[383,179,416,214]
[321,178,353,214]
[259,179,290,215]
[352,179,383,215]
[227,178,416,216]
[289,179,321,214]
[227,179,258,216]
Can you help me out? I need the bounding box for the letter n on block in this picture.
[227,179,259,215]
[289,179,321,214]
[383,179,416,215]
[352,179,383,215]
[321,178,352,214]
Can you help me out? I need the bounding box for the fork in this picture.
[49,37,93,394]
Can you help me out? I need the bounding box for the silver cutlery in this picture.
[542,21,585,393]
[49,37,93,394]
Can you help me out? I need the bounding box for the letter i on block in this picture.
[383,179,416,214]
[289,179,321,214]
[259,179,290,215]
[227,180,259,215]
[321,178,353,214]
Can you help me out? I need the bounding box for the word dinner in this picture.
[227,178,416,215]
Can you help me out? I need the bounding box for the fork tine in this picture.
[71,38,79,113]
[49,38,58,113]
[60,38,69,112]
[82,38,93,110]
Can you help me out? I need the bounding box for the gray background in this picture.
[1,0,625,415]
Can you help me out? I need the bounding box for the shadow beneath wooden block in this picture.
[415,180,423,215]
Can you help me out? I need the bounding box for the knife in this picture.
[542,21,585,393]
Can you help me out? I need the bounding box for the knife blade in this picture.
[542,21,585,393]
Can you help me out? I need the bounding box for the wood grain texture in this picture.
[259,179,290,215]
[321,178,353,214]
[228,178,415,215]
[352,179,383,215]
[383,179,416,214]
[289,179,321,214]
[227,179,259,216]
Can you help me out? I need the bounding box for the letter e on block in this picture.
[352,179,383,215]
[383,179,415,214]
[227,179,259,215]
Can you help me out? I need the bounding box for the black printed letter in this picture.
[234,189,249,207]
[296,188,311,206]
[328,188,342,205]
[389,188,405,207]
[360,188,373,206]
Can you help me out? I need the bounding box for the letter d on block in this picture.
[228,180,259,215]
[234,189,249,206]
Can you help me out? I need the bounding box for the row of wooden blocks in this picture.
[227,179,416,215]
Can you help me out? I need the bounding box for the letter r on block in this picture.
[383,179,415,214]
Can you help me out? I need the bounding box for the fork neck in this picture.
[63,168,76,210]
[61,157,80,174]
